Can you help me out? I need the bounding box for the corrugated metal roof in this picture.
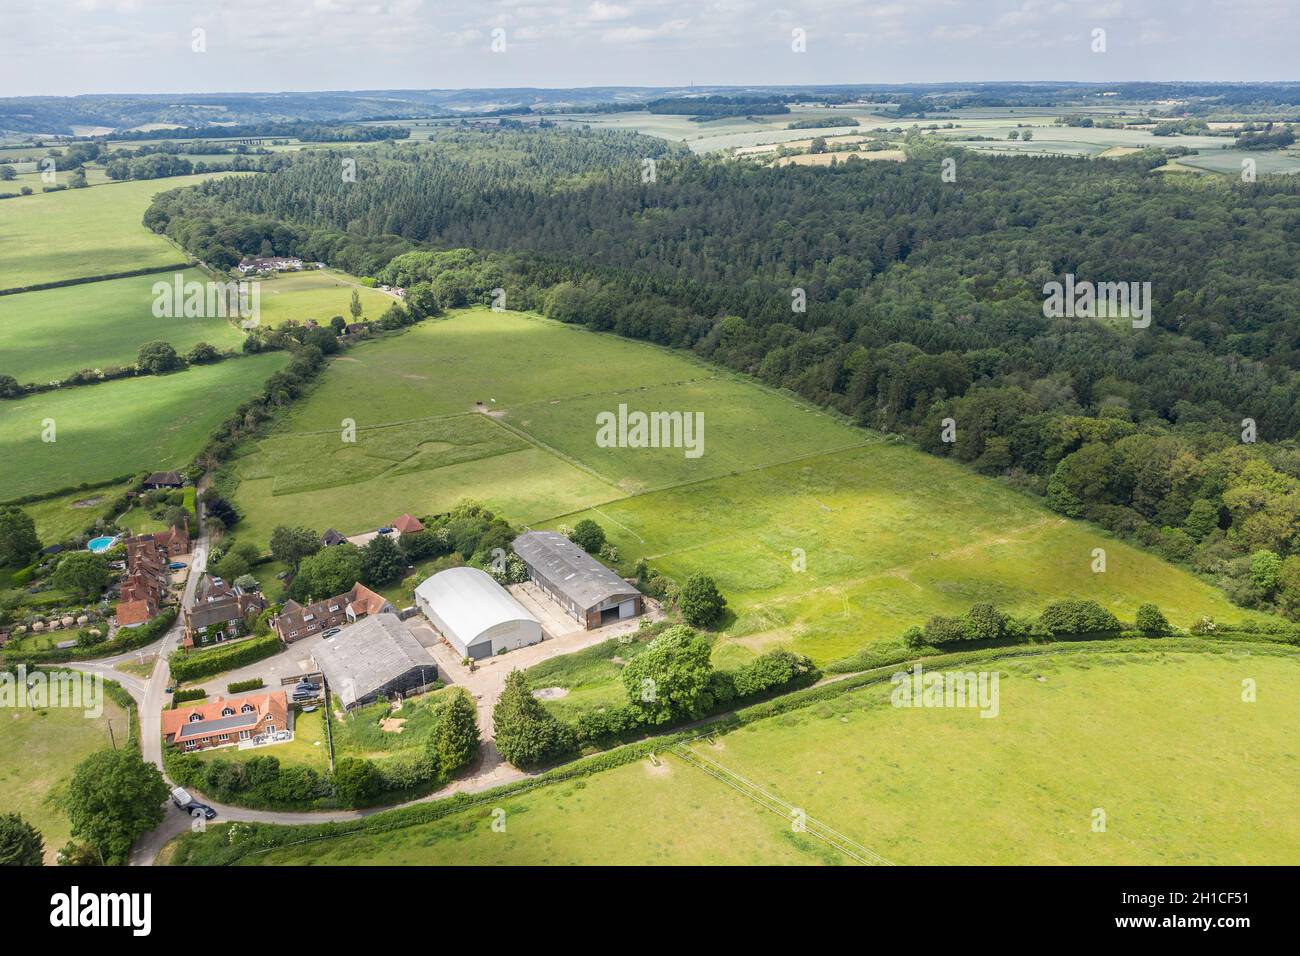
[414,567,538,648]
[511,531,640,610]
[311,613,435,708]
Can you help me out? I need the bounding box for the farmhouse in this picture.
[415,566,542,660]
[162,691,288,752]
[271,582,392,643]
[114,527,188,627]
[182,575,266,648]
[512,531,643,629]
[310,612,437,709]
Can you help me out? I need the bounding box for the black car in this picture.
[170,787,217,820]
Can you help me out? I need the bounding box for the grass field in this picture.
[0,353,286,501]
[223,308,1253,666]
[0,692,127,864]
[252,269,394,329]
[0,172,245,289]
[19,482,132,543]
[211,648,1300,865]
[0,268,246,384]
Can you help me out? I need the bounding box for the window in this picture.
[240,704,254,713]
[239,730,251,740]
[184,742,197,751]
[219,734,230,741]
[266,724,276,733]
[221,707,235,717]
[188,713,203,722]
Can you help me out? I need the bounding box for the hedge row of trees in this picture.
[904,599,1179,649]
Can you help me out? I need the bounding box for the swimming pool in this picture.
[87,536,117,554]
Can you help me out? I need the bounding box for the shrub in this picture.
[331,757,381,803]
[1038,600,1121,636]
[962,603,1006,641]
[168,632,281,683]
[678,573,726,628]
[227,678,265,693]
[923,615,966,644]
[171,688,207,706]
[1135,603,1173,636]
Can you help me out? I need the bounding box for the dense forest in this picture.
[145,127,1300,616]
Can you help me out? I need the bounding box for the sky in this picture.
[0,0,1296,97]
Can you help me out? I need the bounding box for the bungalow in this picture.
[272,582,394,643]
[143,471,183,491]
[321,528,348,547]
[162,691,289,752]
[182,576,267,648]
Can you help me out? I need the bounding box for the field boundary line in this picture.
[483,412,624,490]
[670,744,894,866]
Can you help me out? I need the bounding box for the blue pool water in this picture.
[87,536,117,554]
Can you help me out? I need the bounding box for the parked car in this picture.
[322,628,341,638]
[169,787,216,820]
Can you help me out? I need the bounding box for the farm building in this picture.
[309,612,437,710]
[512,531,643,629]
[415,567,542,660]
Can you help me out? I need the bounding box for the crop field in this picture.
[0,268,246,384]
[252,269,395,329]
[0,172,245,290]
[0,691,127,864]
[0,352,286,501]
[208,647,1300,866]
[226,308,1251,666]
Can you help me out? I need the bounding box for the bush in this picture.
[678,573,727,628]
[1038,600,1121,636]
[172,688,207,706]
[168,632,281,683]
[568,519,606,554]
[227,678,265,693]
[332,757,380,803]
[923,615,966,644]
[494,670,578,769]
[1135,603,1173,636]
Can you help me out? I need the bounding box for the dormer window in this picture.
[240,704,255,713]
[187,713,202,722]
[221,707,235,717]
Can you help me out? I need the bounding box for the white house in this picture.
[415,567,542,661]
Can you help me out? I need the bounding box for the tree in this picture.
[399,529,438,561]
[678,573,727,628]
[361,533,405,587]
[432,688,480,775]
[202,493,240,529]
[292,543,363,599]
[0,374,21,399]
[51,552,111,600]
[211,541,259,582]
[0,165,16,182]
[331,757,379,804]
[304,326,339,354]
[1135,603,1172,636]
[1184,498,1220,541]
[493,670,577,769]
[269,525,320,573]
[63,749,168,865]
[1250,549,1282,596]
[621,625,715,723]
[330,315,347,334]
[186,342,220,364]
[568,519,605,554]
[0,506,40,567]
[349,288,363,322]
[136,340,183,374]
[0,813,44,865]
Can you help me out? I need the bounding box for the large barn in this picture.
[512,531,643,629]
[415,566,542,660]
[310,612,437,709]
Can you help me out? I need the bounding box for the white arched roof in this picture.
[414,567,539,647]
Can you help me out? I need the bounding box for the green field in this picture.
[548,444,1247,664]
[0,353,286,501]
[207,648,1300,865]
[0,691,127,864]
[224,308,1253,666]
[252,269,394,329]
[0,268,247,384]
[19,482,132,544]
[0,172,245,290]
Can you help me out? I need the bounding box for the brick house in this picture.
[182,576,267,648]
[115,531,183,627]
[162,691,289,752]
[272,582,393,643]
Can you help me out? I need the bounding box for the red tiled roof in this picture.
[392,513,424,534]
[161,691,288,741]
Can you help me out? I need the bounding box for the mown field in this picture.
[0,352,286,501]
[0,692,127,864]
[203,648,1300,866]
[252,269,394,329]
[0,172,246,289]
[20,482,134,543]
[225,308,1252,666]
[0,268,246,384]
